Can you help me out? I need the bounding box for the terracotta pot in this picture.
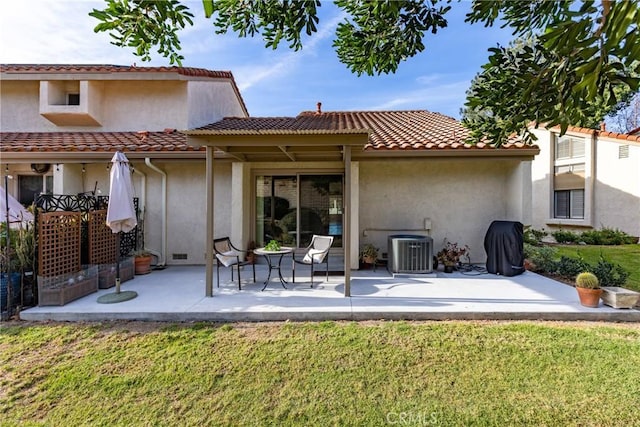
[363,256,376,265]
[134,255,152,275]
[576,287,603,308]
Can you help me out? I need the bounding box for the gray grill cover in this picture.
[484,221,525,277]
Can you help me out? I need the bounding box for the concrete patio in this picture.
[19,263,640,322]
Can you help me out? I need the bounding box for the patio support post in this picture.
[205,146,215,297]
[343,145,352,297]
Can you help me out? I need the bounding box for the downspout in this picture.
[132,166,146,227]
[144,158,167,267]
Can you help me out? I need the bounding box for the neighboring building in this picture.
[530,125,640,237]
[1,64,540,288]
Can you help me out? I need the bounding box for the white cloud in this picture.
[234,11,346,91]
[361,80,471,117]
[0,1,137,64]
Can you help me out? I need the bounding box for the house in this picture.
[1,64,540,296]
[1,64,248,266]
[529,125,640,238]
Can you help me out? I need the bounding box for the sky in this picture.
[0,0,516,119]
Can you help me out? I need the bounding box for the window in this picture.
[554,189,584,219]
[18,175,52,205]
[555,135,585,160]
[255,174,343,248]
[67,93,80,105]
[553,134,586,219]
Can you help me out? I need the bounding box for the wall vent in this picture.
[387,235,433,273]
[172,253,188,260]
[619,144,629,159]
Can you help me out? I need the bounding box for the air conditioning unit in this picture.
[387,235,433,273]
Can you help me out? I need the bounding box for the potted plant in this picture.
[575,272,602,308]
[132,250,153,275]
[360,243,379,266]
[436,241,469,273]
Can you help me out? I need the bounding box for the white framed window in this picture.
[555,135,585,160]
[554,189,584,219]
[553,134,586,219]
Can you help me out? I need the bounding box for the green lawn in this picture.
[554,244,640,291]
[2,321,640,426]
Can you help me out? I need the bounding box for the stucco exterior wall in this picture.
[1,81,41,131]
[139,161,232,265]
[358,159,525,263]
[1,79,244,132]
[187,81,247,128]
[593,139,640,237]
[530,129,554,231]
[530,128,640,237]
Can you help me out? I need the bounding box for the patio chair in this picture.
[213,237,256,290]
[292,235,333,287]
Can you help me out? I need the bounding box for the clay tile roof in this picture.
[0,64,234,79]
[194,110,537,151]
[0,131,202,154]
[555,125,640,144]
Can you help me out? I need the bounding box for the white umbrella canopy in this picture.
[106,151,137,233]
[99,151,138,303]
[1,185,34,228]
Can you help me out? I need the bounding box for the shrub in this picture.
[579,227,636,245]
[524,227,547,246]
[552,229,581,244]
[591,256,629,286]
[555,255,590,280]
[526,244,558,273]
[575,272,599,289]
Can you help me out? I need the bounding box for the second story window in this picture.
[553,134,586,219]
[555,135,585,160]
[67,93,80,105]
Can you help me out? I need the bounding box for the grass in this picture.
[2,321,640,426]
[554,244,640,291]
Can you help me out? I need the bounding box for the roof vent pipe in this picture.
[144,158,167,267]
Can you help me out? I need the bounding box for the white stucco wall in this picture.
[530,128,640,237]
[530,128,554,231]
[139,160,232,265]
[358,159,527,263]
[187,81,247,128]
[593,139,640,236]
[1,79,245,132]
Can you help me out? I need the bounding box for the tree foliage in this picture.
[463,1,640,144]
[90,0,640,146]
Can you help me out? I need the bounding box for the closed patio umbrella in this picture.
[98,151,138,304]
[1,185,34,227]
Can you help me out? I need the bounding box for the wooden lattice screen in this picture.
[38,212,82,277]
[88,210,116,265]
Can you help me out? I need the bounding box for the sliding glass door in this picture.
[255,174,343,248]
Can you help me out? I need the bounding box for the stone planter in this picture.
[600,287,640,309]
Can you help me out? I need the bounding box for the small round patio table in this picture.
[254,247,293,291]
